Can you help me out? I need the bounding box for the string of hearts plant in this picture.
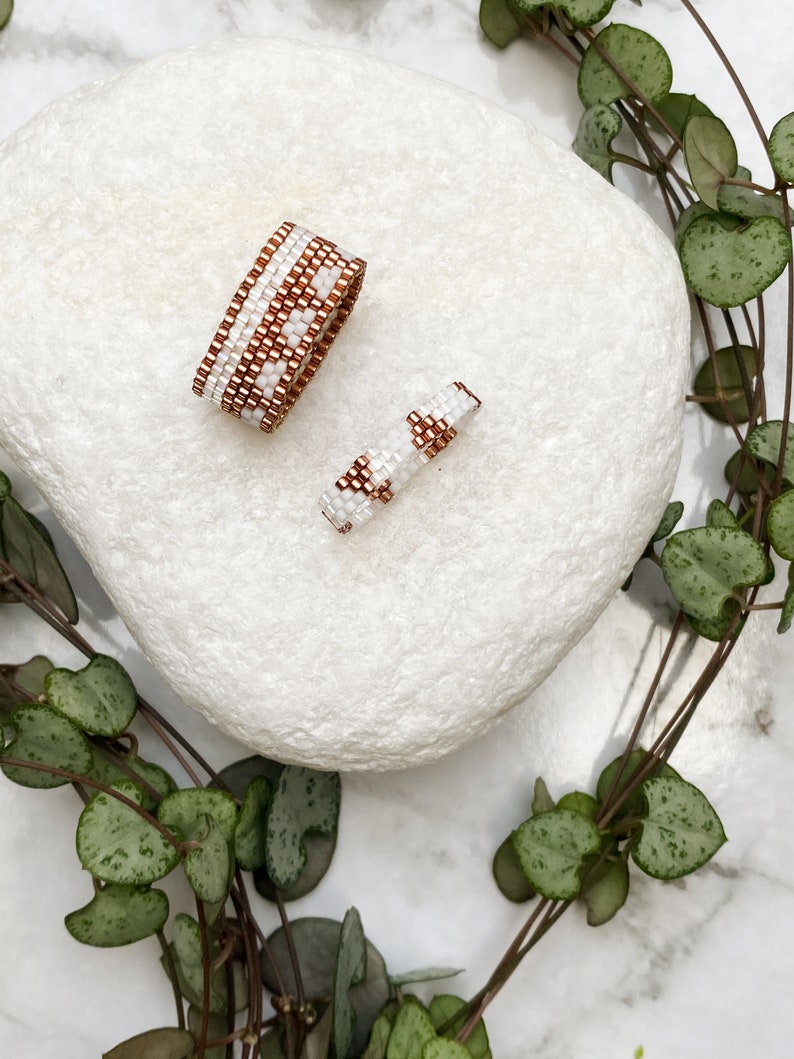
[2,1,793,1056]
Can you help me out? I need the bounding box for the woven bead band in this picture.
[192,222,366,432]
[319,382,482,534]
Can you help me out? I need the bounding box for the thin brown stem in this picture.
[0,757,181,847]
[679,0,769,150]
[275,891,306,1009]
[195,899,211,1059]
[136,696,227,788]
[0,566,93,657]
[542,24,580,66]
[597,612,685,822]
[157,929,186,1030]
[774,190,794,490]
[137,705,204,787]
[89,740,163,804]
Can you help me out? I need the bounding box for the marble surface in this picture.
[1,1,793,1057]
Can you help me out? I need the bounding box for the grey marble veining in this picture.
[1,1,793,1056]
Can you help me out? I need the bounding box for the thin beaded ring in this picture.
[192,222,366,432]
[319,382,482,534]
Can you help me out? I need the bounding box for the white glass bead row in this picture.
[202,226,311,404]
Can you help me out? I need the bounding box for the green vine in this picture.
[2,1,794,1056]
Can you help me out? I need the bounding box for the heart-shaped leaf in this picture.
[573,103,622,182]
[386,1000,437,1059]
[596,749,679,820]
[706,498,741,530]
[77,779,179,885]
[632,775,727,880]
[769,111,794,183]
[234,775,273,871]
[768,489,794,560]
[157,787,238,844]
[184,814,232,905]
[513,0,614,28]
[627,501,686,591]
[745,420,794,484]
[556,790,599,819]
[1,702,93,788]
[651,501,684,543]
[678,213,791,308]
[103,1028,195,1059]
[0,654,52,725]
[675,201,741,253]
[511,807,602,900]
[168,913,235,1014]
[492,835,536,903]
[647,92,713,138]
[362,1013,393,1059]
[45,654,137,737]
[333,907,368,1059]
[716,184,786,224]
[661,525,769,621]
[213,753,284,797]
[158,788,237,907]
[0,494,78,622]
[2,654,52,699]
[65,882,169,947]
[724,448,778,497]
[582,855,629,926]
[265,765,341,889]
[262,917,389,1057]
[0,469,10,500]
[694,345,758,424]
[778,564,794,634]
[683,115,737,209]
[429,995,491,1059]
[88,749,177,812]
[686,609,746,643]
[478,0,522,49]
[254,829,338,903]
[578,24,672,109]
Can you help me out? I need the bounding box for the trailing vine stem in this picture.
[157,928,187,1030]
[0,557,310,1059]
[3,4,793,1055]
[452,1,794,1041]
[679,0,770,150]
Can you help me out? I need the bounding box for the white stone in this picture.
[0,38,689,769]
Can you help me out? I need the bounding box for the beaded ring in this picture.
[192,222,366,432]
[319,381,482,534]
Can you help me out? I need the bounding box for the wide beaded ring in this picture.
[192,222,366,432]
[320,381,482,534]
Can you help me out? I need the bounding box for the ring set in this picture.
[192,222,481,533]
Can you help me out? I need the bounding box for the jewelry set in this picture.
[192,222,481,534]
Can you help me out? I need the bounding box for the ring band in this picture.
[319,382,482,534]
[192,222,366,432]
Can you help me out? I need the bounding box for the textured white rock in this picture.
[0,38,689,769]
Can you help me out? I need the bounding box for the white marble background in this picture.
[1,1,794,1056]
